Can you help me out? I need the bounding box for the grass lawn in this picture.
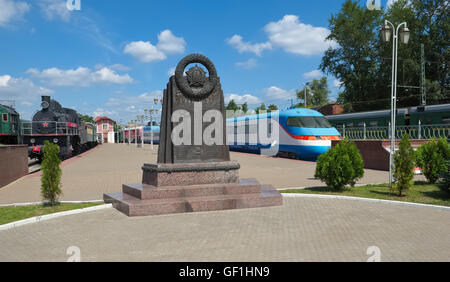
[282,181,450,207]
[0,202,103,226]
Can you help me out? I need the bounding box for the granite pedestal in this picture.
[103,161,282,217]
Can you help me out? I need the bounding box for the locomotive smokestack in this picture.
[41,96,50,110]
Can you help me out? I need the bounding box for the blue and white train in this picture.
[226,108,341,161]
[143,125,161,144]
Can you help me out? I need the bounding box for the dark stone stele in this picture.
[104,54,282,216]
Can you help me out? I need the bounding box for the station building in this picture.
[94,116,116,144]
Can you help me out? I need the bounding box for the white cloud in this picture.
[37,0,117,53]
[93,108,115,118]
[265,15,336,56]
[38,0,71,22]
[303,70,323,79]
[333,79,343,88]
[168,67,175,76]
[0,74,53,106]
[225,93,261,105]
[105,91,163,108]
[264,86,296,100]
[226,35,272,56]
[156,29,186,54]
[124,41,166,63]
[124,30,185,63]
[100,90,163,121]
[93,67,133,84]
[95,63,130,72]
[0,0,30,27]
[27,66,133,86]
[228,15,336,56]
[235,58,258,69]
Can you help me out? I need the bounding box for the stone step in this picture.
[104,185,282,217]
[123,178,262,200]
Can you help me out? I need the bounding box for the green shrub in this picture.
[439,158,450,194]
[41,140,62,205]
[393,134,415,196]
[416,138,450,184]
[315,140,364,190]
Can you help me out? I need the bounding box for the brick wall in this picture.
[332,140,430,171]
[0,145,28,188]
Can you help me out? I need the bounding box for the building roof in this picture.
[0,104,19,115]
[94,116,116,123]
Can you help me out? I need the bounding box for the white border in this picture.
[0,204,112,231]
[282,193,450,211]
[0,200,104,208]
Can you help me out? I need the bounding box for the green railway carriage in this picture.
[85,122,97,144]
[325,104,450,128]
[0,103,20,144]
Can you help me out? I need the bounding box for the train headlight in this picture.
[41,101,49,109]
[53,138,59,144]
[30,138,35,144]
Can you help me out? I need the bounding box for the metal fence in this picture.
[21,122,79,136]
[337,122,450,140]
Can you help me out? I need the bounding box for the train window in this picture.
[2,113,7,122]
[443,117,450,125]
[287,117,303,127]
[286,117,332,128]
[370,121,378,127]
[314,117,332,128]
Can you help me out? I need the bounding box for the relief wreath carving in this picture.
[174,53,218,101]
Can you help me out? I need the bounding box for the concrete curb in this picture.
[277,183,391,191]
[282,193,450,211]
[0,200,105,208]
[0,204,112,231]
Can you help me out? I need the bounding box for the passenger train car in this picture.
[325,103,450,128]
[123,125,160,144]
[143,125,160,144]
[226,108,341,161]
[0,102,20,145]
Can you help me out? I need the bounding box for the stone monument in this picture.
[104,54,282,216]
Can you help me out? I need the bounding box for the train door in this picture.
[405,108,411,126]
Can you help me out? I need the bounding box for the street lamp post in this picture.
[144,109,148,147]
[302,82,308,108]
[380,20,410,187]
[134,118,138,147]
[141,114,145,148]
[150,98,160,150]
[127,121,130,145]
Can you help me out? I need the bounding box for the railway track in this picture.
[28,158,41,174]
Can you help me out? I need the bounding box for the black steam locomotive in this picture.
[23,96,97,160]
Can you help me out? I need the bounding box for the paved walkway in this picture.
[0,197,448,262]
[0,144,422,204]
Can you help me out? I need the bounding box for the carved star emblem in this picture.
[43,122,48,127]
[185,65,206,88]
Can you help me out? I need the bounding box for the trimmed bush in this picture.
[393,134,415,196]
[416,138,450,184]
[41,140,62,205]
[438,138,450,194]
[315,140,364,190]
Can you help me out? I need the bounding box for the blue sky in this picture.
[0,0,378,123]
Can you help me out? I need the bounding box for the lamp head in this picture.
[400,26,410,44]
[380,24,392,43]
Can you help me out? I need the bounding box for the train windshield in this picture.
[286,116,332,128]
